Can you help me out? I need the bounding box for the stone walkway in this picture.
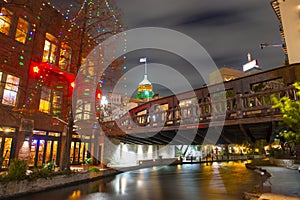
[256,166,300,200]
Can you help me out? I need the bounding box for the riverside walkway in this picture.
[1,158,299,199]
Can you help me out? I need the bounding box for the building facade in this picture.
[271,0,300,64]
[0,0,99,169]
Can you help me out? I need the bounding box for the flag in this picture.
[139,58,147,62]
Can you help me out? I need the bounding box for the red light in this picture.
[96,90,102,100]
[71,81,75,88]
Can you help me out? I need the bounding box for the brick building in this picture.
[0,0,101,168]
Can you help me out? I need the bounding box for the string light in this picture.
[20,0,127,117]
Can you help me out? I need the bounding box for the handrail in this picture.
[102,86,297,133]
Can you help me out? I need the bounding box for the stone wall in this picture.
[0,169,118,199]
[269,158,295,167]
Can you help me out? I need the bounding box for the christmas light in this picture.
[33,66,39,73]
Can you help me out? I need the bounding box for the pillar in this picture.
[16,119,34,163]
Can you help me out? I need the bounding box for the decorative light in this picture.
[33,66,39,73]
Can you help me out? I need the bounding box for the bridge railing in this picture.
[235,85,297,118]
[107,86,297,131]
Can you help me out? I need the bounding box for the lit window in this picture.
[75,99,91,120]
[42,33,58,64]
[15,17,29,44]
[52,90,62,117]
[48,132,60,137]
[2,74,20,106]
[39,86,63,116]
[59,42,72,71]
[39,87,51,113]
[0,8,13,35]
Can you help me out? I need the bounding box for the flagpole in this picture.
[145,59,147,76]
[140,57,147,76]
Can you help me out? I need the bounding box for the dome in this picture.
[139,75,152,85]
[136,75,154,100]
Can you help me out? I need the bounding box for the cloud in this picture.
[177,9,243,27]
[50,0,286,95]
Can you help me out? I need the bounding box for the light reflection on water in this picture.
[14,161,256,200]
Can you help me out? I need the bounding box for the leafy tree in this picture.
[272,82,300,143]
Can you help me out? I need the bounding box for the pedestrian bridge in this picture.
[100,65,300,145]
[101,85,297,145]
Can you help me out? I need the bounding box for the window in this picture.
[42,33,58,64]
[52,90,62,116]
[39,86,62,116]
[39,87,51,113]
[0,8,13,35]
[2,74,20,106]
[15,17,29,44]
[59,42,72,71]
[75,99,91,120]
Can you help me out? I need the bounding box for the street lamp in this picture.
[260,43,282,49]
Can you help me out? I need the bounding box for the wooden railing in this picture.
[102,86,298,133]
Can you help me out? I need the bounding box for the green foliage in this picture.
[176,150,183,157]
[28,168,51,180]
[0,165,76,183]
[84,157,93,164]
[28,168,75,181]
[44,161,56,171]
[269,147,281,157]
[272,82,300,143]
[87,166,100,172]
[6,159,27,181]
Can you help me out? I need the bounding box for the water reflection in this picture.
[15,161,256,200]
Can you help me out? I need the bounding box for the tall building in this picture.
[136,58,154,100]
[271,0,300,64]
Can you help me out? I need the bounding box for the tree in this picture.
[55,0,125,169]
[272,82,300,144]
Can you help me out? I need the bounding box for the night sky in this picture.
[115,0,284,69]
[51,0,285,96]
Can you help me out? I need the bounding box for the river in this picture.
[15,161,257,200]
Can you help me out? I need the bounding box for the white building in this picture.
[272,0,300,64]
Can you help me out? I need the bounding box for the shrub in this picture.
[87,166,100,172]
[28,168,52,180]
[44,161,56,171]
[6,159,27,181]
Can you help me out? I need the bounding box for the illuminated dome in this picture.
[136,74,154,100]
